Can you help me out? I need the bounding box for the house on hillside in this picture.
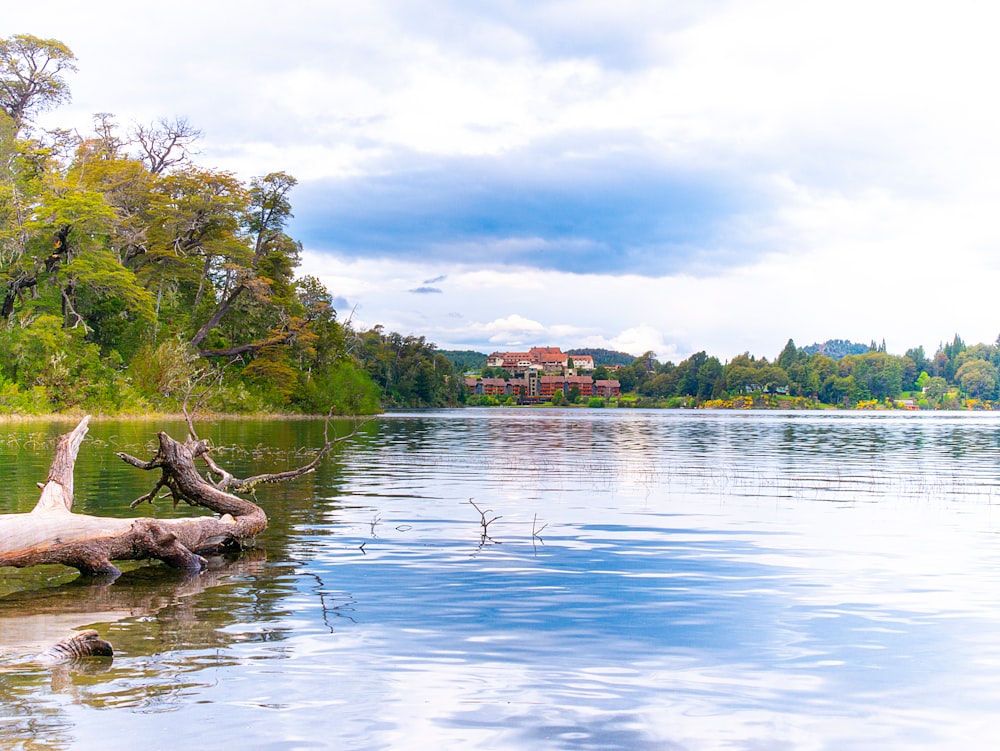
[485,346,596,376]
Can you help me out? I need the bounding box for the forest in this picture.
[1,34,997,415]
[607,336,998,410]
[0,34,465,415]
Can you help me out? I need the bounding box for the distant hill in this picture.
[800,339,872,359]
[567,348,636,368]
[440,350,487,373]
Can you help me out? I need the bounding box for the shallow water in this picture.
[3,410,1000,749]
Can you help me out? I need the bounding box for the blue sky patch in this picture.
[292,150,754,277]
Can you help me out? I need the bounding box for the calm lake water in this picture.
[3,409,1000,749]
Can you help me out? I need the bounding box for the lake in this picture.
[3,409,1000,749]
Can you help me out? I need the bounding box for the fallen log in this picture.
[0,414,337,579]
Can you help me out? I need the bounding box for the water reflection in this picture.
[3,411,1000,748]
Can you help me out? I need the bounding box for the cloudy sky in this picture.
[8,1,1000,361]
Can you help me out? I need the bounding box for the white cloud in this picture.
[596,326,677,361]
[9,0,1000,360]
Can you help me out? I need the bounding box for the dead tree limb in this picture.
[0,412,352,579]
[197,411,370,495]
[174,368,371,496]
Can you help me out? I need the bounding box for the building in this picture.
[464,377,515,397]
[466,372,620,402]
[539,375,595,399]
[595,379,622,397]
[473,346,615,401]
[486,351,531,371]
[485,346,595,375]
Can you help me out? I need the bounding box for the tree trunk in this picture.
[190,282,246,349]
[0,416,268,578]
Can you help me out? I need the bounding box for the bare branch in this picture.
[131,116,202,175]
[469,498,502,550]
[60,285,88,330]
[180,356,242,441]
[216,412,373,494]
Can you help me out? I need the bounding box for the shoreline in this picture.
[0,411,379,423]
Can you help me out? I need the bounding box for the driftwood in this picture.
[36,629,113,664]
[0,414,349,579]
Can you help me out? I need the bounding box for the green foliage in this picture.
[352,328,460,408]
[0,35,400,416]
[603,336,1000,410]
[0,313,145,412]
[956,359,997,400]
[800,339,871,359]
[0,35,77,130]
[128,338,197,401]
[440,350,487,372]
[325,362,384,415]
[566,347,634,367]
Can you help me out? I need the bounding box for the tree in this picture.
[925,376,949,401]
[677,351,708,396]
[139,166,247,331]
[696,356,723,399]
[190,171,298,356]
[776,339,800,370]
[956,359,997,400]
[0,111,48,303]
[905,345,929,377]
[820,374,855,406]
[0,35,376,416]
[0,35,77,132]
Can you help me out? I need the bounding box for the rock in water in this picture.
[37,629,114,664]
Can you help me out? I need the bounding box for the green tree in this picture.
[696,356,723,399]
[925,376,949,401]
[820,374,855,406]
[956,359,997,400]
[776,339,801,370]
[0,35,77,132]
[677,351,707,396]
[190,171,299,355]
[905,345,929,378]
